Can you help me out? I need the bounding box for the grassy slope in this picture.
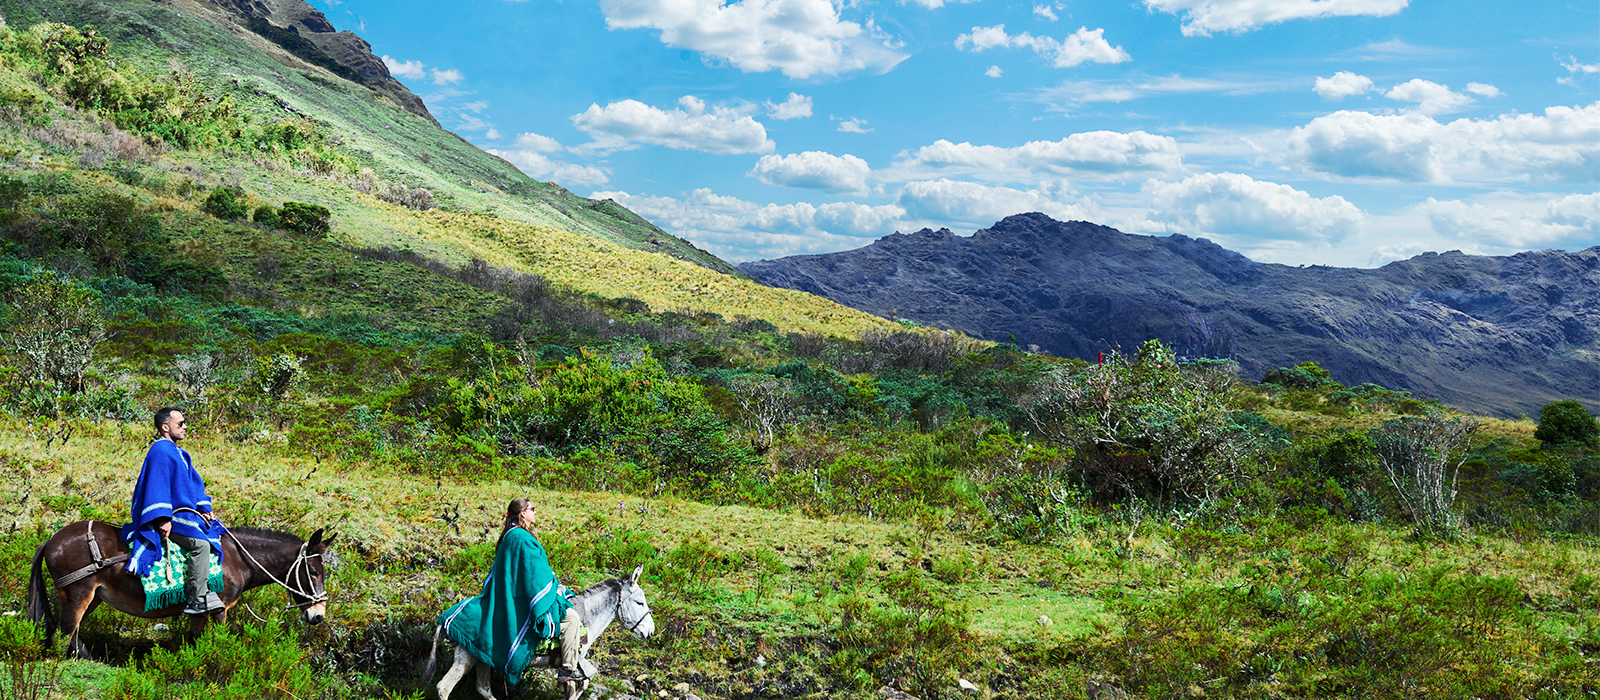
[0,0,895,337]
[4,416,1599,699]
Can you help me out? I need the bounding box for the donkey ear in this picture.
[308,528,325,546]
[321,532,338,548]
[629,564,645,583]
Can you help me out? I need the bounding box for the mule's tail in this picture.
[421,623,443,690]
[26,544,55,647]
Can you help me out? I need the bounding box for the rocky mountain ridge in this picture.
[741,213,1600,416]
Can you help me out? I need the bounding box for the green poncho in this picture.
[439,527,573,684]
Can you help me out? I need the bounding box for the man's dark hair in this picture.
[153,406,182,435]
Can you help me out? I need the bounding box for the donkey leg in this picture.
[436,645,473,700]
[56,586,98,660]
[473,662,499,700]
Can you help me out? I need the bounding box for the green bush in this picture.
[104,623,323,700]
[201,186,248,220]
[277,202,331,236]
[251,205,279,228]
[1535,399,1599,450]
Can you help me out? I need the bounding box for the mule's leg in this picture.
[55,585,98,659]
[473,662,498,700]
[187,610,209,639]
[436,645,473,700]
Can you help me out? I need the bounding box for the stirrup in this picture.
[557,658,596,682]
[183,592,224,615]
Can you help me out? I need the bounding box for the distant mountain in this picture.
[741,213,1600,416]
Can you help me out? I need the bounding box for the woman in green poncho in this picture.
[438,498,583,685]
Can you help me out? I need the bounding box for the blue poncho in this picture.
[438,527,573,684]
[119,439,224,577]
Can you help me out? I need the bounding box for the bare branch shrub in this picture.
[730,374,797,452]
[3,270,106,393]
[1371,410,1480,535]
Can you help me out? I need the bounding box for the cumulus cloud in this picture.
[432,68,464,85]
[485,128,501,140]
[1288,103,1600,183]
[1143,172,1364,244]
[749,151,871,194]
[838,117,873,133]
[514,132,563,153]
[895,130,1183,181]
[1384,79,1474,115]
[1422,192,1600,250]
[1465,82,1501,98]
[765,93,813,120]
[591,188,906,260]
[381,55,427,80]
[897,179,1093,225]
[598,0,907,79]
[985,65,1003,78]
[1033,4,1058,21]
[489,148,611,188]
[1314,71,1374,100]
[1143,0,1409,37]
[571,96,774,154]
[955,25,1130,68]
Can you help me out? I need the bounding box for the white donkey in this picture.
[424,564,656,700]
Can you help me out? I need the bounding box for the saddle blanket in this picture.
[142,540,224,611]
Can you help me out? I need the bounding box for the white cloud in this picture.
[514,132,563,153]
[381,55,427,80]
[1563,56,1600,75]
[598,0,907,79]
[838,117,873,133]
[895,130,1183,181]
[1144,172,1364,244]
[1288,103,1600,183]
[1465,82,1501,98]
[897,178,1094,226]
[489,149,611,188]
[1033,4,1058,21]
[432,68,464,85]
[570,96,774,154]
[485,128,501,140]
[461,100,489,113]
[749,151,871,194]
[1037,74,1272,108]
[1143,0,1409,37]
[1422,192,1600,249]
[590,188,906,260]
[1314,71,1374,100]
[955,25,1130,68]
[985,65,1003,78]
[1384,79,1474,115]
[765,93,813,120]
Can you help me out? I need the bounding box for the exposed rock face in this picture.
[741,213,1600,417]
[206,0,437,124]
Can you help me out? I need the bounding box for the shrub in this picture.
[277,202,331,236]
[104,623,323,700]
[1370,410,1479,535]
[251,204,279,228]
[201,186,248,220]
[1534,399,1599,450]
[1262,360,1341,391]
[2,270,105,393]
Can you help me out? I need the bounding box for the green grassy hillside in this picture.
[0,9,1599,700]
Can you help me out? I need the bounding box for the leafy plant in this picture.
[1535,399,1599,450]
[276,202,331,237]
[202,186,248,221]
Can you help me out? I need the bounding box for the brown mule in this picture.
[26,520,335,658]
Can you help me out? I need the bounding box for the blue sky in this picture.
[325,0,1597,266]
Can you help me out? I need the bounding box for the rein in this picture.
[175,508,327,610]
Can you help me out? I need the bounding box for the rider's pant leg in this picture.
[559,607,582,673]
[169,533,209,608]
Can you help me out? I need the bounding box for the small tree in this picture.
[1371,409,1479,535]
[1022,339,1259,502]
[1534,399,1599,450]
[252,204,280,228]
[730,374,796,452]
[277,202,331,236]
[202,185,249,220]
[254,352,304,400]
[2,270,106,393]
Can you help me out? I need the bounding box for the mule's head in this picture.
[295,528,336,625]
[617,564,654,639]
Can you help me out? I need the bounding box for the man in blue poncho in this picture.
[120,407,225,615]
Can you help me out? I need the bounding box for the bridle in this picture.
[174,508,327,610]
[618,586,653,635]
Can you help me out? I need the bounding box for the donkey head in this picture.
[617,564,654,639]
